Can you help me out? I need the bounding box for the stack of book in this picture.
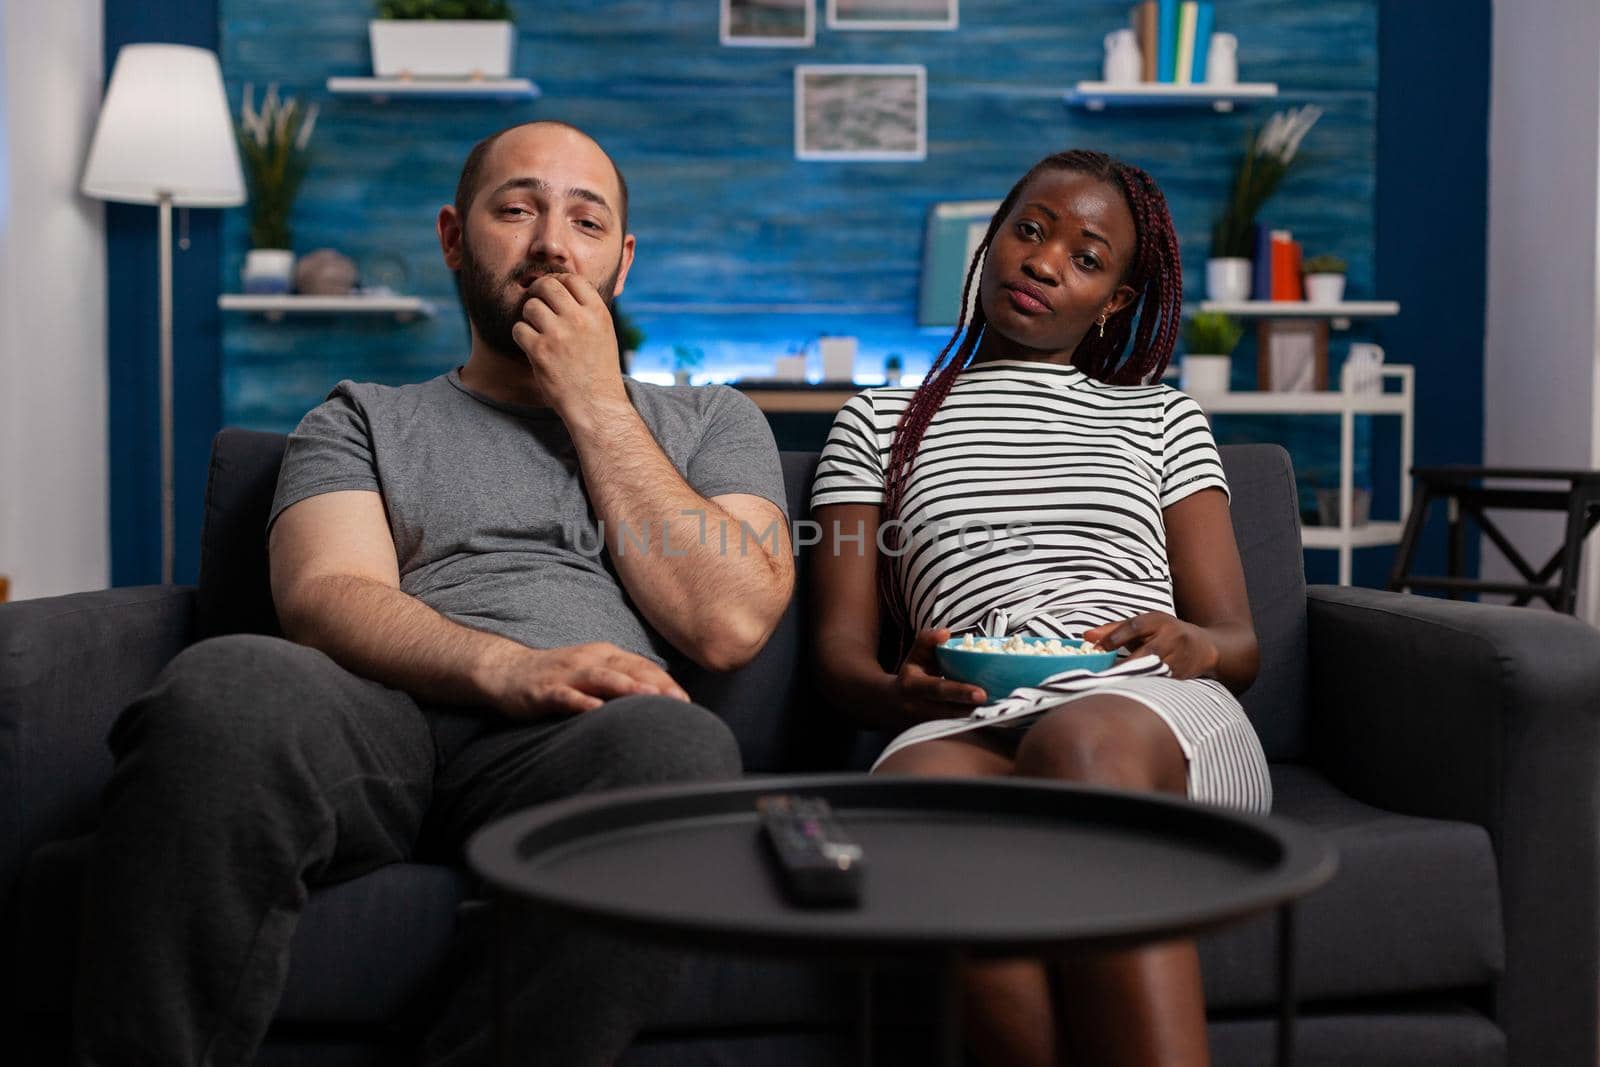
[1130,0,1218,84]
[1253,226,1305,301]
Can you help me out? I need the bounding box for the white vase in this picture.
[369,20,515,79]
[1206,257,1253,302]
[1304,273,1347,304]
[673,368,692,387]
[1179,354,1231,395]
[242,249,295,295]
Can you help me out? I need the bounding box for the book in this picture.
[1157,0,1178,82]
[1137,1,1158,81]
[1176,2,1198,84]
[1252,223,1274,300]
[1193,2,1215,83]
[1269,231,1305,301]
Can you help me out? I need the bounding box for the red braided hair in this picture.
[877,149,1184,630]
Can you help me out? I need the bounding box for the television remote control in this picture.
[756,794,865,907]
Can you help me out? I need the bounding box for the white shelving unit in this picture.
[326,77,540,102]
[1065,82,1278,113]
[219,294,435,322]
[1190,365,1415,586]
[1200,299,1401,330]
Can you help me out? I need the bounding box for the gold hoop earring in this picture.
[1097,315,1107,338]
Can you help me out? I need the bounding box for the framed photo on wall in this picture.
[794,64,927,162]
[826,0,958,31]
[721,0,814,48]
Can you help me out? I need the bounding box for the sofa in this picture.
[4,428,1599,1066]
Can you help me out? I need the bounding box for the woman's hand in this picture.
[891,628,989,721]
[1082,613,1220,680]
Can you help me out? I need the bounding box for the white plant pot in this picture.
[1304,273,1347,305]
[1180,354,1231,395]
[673,369,692,387]
[1206,257,1253,302]
[242,248,295,295]
[369,20,515,79]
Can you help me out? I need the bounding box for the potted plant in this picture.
[612,303,644,374]
[884,353,904,387]
[370,0,517,80]
[1178,312,1243,395]
[671,344,704,387]
[1208,105,1324,302]
[1302,254,1348,305]
[237,84,318,294]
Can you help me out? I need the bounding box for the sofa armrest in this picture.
[1306,584,1600,1067]
[0,586,195,903]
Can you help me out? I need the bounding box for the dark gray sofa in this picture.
[4,428,1598,1066]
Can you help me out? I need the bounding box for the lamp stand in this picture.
[158,192,175,585]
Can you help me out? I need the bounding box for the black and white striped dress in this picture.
[811,358,1272,813]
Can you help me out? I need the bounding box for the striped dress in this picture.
[810,358,1272,813]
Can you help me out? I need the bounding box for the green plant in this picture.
[1302,254,1347,275]
[236,84,318,250]
[1181,312,1244,356]
[375,0,515,19]
[1210,105,1324,259]
[611,303,644,353]
[672,344,705,371]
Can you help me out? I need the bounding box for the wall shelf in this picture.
[1199,300,1400,330]
[1065,82,1278,113]
[218,294,435,322]
[326,77,540,102]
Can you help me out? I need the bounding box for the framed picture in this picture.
[826,0,958,31]
[721,0,814,48]
[794,65,927,162]
[1257,319,1329,392]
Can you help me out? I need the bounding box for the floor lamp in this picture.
[81,44,244,584]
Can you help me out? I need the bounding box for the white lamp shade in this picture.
[81,44,245,207]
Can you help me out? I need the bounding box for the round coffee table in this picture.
[468,774,1337,1067]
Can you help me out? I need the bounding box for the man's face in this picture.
[444,125,634,361]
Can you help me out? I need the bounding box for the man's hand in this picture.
[888,628,988,722]
[512,273,628,426]
[1082,612,1220,680]
[476,641,691,717]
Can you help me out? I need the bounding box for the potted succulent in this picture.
[1178,312,1244,395]
[370,0,517,80]
[1208,105,1324,302]
[236,84,318,294]
[1302,254,1348,305]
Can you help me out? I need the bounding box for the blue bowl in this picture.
[936,637,1118,700]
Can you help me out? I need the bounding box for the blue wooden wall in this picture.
[219,0,1379,424]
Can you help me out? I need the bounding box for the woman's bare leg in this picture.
[874,734,1057,1067]
[1012,697,1210,1067]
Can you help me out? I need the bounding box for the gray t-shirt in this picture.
[269,369,788,667]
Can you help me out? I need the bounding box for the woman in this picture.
[809,149,1270,1067]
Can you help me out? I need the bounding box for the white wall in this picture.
[1485,0,1600,623]
[0,0,109,600]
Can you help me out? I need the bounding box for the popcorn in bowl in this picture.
[956,634,1107,656]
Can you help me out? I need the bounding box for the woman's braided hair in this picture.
[878,149,1183,629]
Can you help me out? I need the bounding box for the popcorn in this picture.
[956,634,1104,656]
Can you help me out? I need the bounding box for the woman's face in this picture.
[977,170,1139,358]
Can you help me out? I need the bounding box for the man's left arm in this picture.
[514,273,793,672]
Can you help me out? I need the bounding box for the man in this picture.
[72,120,794,1066]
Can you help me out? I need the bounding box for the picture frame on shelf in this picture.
[721,0,814,48]
[826,0,957,31]
[794,65,926,162]
[1257,319,1328,392]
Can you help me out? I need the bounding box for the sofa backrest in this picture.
[197,430,1307,768]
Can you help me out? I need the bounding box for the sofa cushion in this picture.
[16,837,470,1025]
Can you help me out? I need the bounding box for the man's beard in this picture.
[456,235,621,363]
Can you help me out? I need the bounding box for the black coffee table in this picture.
[468,774,1337,1067]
